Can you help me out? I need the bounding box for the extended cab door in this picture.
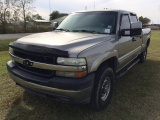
[118,14,135,69]
[129,14,143,57]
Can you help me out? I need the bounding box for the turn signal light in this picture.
[76,71,87,78]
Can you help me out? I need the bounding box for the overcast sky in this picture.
[34,0,160,24]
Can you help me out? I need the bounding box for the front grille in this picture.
[13,50,56,64]
[13,49,56,77]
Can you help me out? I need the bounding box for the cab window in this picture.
[130,14,138,23]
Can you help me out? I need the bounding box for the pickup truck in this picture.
[7,10,151,110]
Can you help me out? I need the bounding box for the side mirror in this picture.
[120,21,142,36]
[52,22,59,29]
[130,22,142,36]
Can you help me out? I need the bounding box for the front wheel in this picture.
[90,67,115,111]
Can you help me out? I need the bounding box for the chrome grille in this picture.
[13,49,56,77]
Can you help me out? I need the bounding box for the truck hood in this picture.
[15,31,114,57]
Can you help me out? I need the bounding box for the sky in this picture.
[34,0,160,24]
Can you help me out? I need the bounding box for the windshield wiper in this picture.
[55,28,70,32]
[72,30,97,34]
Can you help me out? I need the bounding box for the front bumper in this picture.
[7,61,95,104]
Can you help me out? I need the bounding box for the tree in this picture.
[25,13,44,22]
[139,16,151,24]
[15,0,35,32]
[26,13,32,21]
[32,14,44,20]
[13,10,20,21]
[49,11,68,20]
[0,0,13,33]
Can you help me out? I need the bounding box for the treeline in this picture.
[0,0,38,33]
[0,0,68,34]
[1,25,52,34]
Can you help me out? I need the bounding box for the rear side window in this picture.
[130,14,138,23]
[121,15,130,29]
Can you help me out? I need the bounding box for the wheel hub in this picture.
[101,77,111,101]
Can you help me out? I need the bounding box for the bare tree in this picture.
[15,0,35,32]
[13,10,20,21]
[0,0,13,33]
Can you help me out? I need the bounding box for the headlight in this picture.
[56,57,87,78]
[57,57,86,66]
[9,47,14,54]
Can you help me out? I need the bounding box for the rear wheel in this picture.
[139,47,147,63]
[90,66,115,111]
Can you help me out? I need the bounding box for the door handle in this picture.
[132,37,136,42]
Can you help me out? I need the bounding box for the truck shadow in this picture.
[5,59,160,120]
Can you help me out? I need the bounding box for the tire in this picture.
[90,66,115,111]
[139,47,147,63]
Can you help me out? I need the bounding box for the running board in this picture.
[116,58,140,79]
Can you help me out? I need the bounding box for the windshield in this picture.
[56,12,117,34]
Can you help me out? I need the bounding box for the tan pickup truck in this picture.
[7,10,151,110]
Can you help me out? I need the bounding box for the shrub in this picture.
[0,25,52,34]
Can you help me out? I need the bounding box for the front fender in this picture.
[90,50,118,72]
[78,36,118,73]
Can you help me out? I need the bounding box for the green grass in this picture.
[0,39,16,51]
[0,31,160,120]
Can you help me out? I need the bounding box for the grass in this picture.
[0,39,16,52]
[0,31,160,120]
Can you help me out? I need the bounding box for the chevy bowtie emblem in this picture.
[23,59,33,67]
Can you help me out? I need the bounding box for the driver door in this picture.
[118,14,135,69]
